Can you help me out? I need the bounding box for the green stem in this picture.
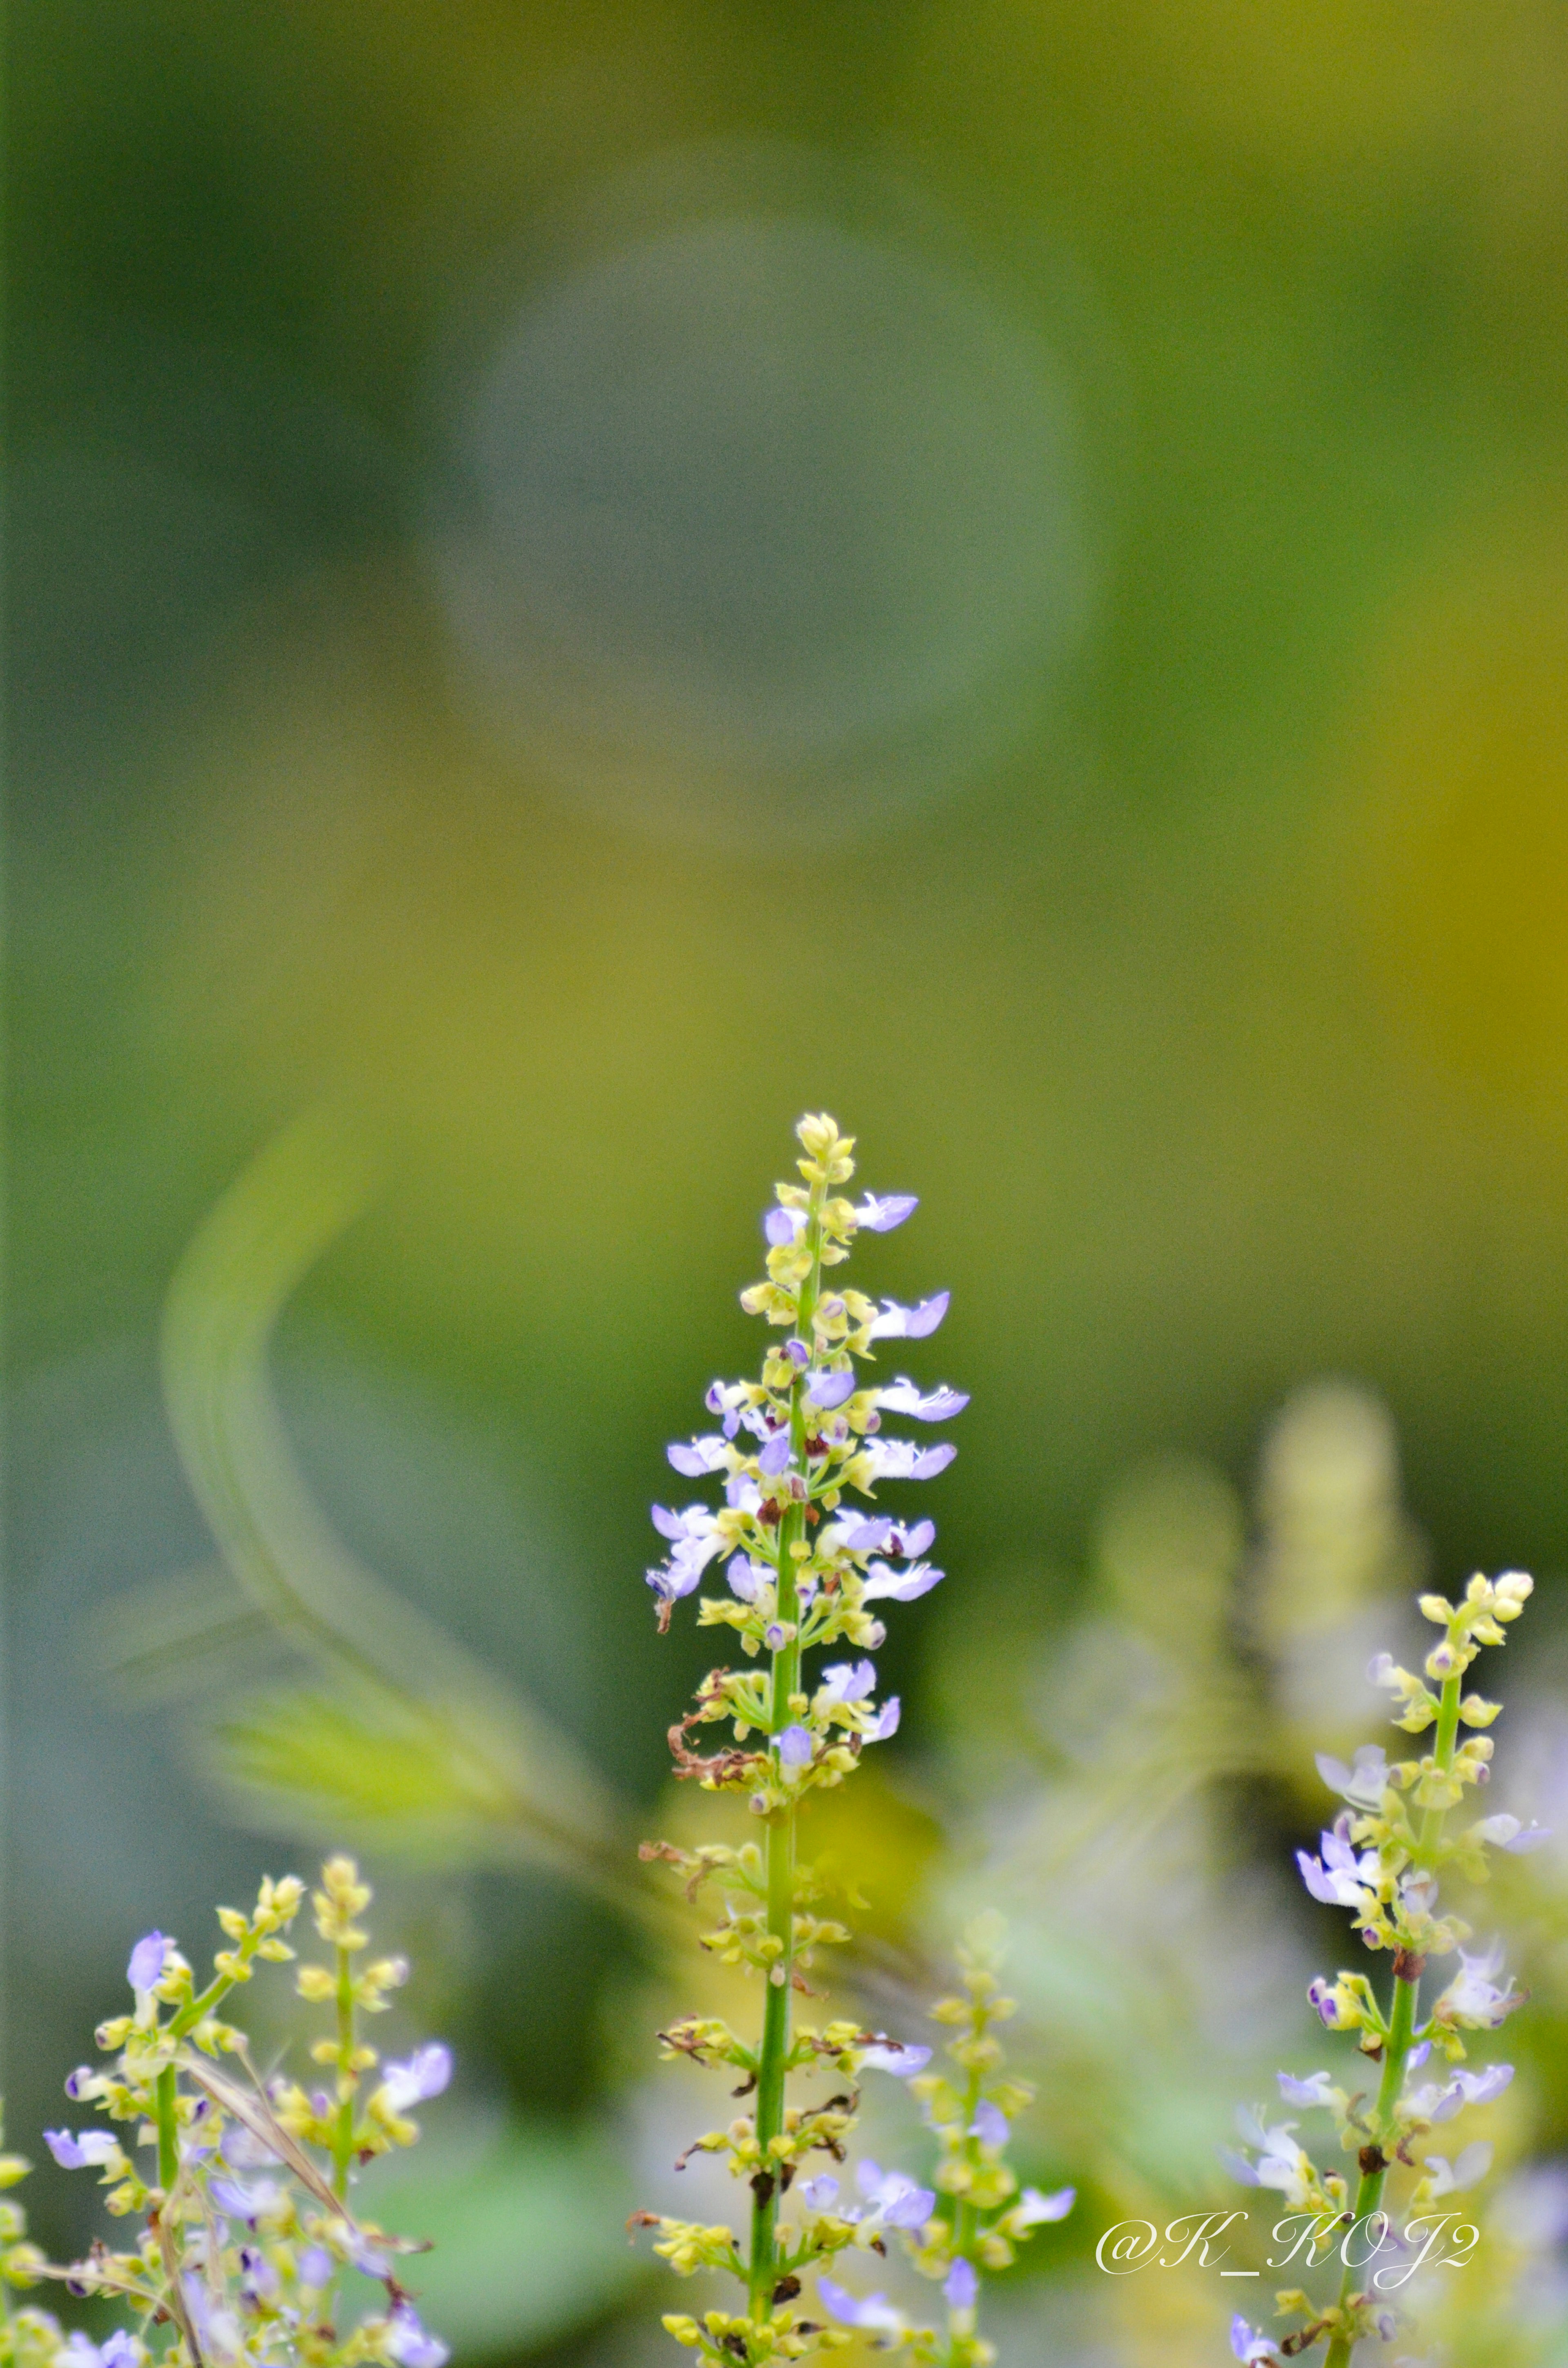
[748,1174,826,2318]
[154,2064,180,2198]
[332,1943,356,2199]
[946,2046,985,2368]
[1324,1666,1462,2367]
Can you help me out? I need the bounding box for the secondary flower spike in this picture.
[1223,1567,1542,2366]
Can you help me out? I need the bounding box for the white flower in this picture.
[873,1378,969,1422]
[1315,1746,1390,1810]
[1420,2140,1493,2198]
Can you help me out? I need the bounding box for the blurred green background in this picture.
[11,4,1568,2362]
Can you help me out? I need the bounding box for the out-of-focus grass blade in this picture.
[155,1106,646,1915]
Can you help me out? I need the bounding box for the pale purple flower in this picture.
[1438,1942,1525,2028]
[221,2123,280,2169]
[347,2235,392,2277]
[667,1436,729,1478]
[806,1369,857,1411]
[855,2162,935,2229]
[62,2067,96,2102]
[865,1293,949,1340]
[1422,2141,1493,2197]
[758,1433,793,1477]
[1227,2110,1313,2206]
[874,1378,969,1422]
[1276,2071,1336,2108]
[1315,1745,1390,1810]
[858,2040,933,2075]
[728,1556,766,1603]
[819,1660,877,1706]
[297,2246,334,2288]
[645,1561,703,1610]
[817,2280,905,2338]
[799,2174,840,2210]
[1408,2063,1514,2123]
[1401,1869,1439,1916]
[650,1504,728,1585]
[209,2175,283,2221]
[381,2043,453,2114]
[1013,2186,1074,2225]
[861,1558,944,1603]
[778,1724,813,1768]
[855,1195,917,1233]
[1473,1813,1552,1853]
[43,2129,119,2170]
[1296,1821,1378,1909]
[62,2339,104,2368]
[100,2336,137,2368]
[388,2309,450,2368]
[1230,2318,1282,2366]
[765,1207,806,1246]
[238,2244,280,2301]
[970,2101,1008,2148]
[726,1473,763,1512]
[784,1340,809,1368]
[1408,2040,1431,2068]
[842,1516,936,1557]
[944,2260,978,2311]
[127,1932,170,1992]
[864,1698,901,1741]
[862,1438,957,1481]
[704,1380,750,1438]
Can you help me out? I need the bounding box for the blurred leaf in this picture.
[151,1105,647,1913]
[359,2113,646,2356]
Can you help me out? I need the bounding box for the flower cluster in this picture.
[637,1119,1074,2368]
[1224,1571,1542,2366]
[32,1857,450,2368]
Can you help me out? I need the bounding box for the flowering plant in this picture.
[633,1116,1073,2368]
[6,1857,450,2368]
[1225,1571,1545,2366]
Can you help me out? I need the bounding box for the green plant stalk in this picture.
[1322,1668,1462,2368]
[155,2064,180,2198]
[748,1176,827,2318]
[332,1942,356,2199]
[946,2040,986,2364]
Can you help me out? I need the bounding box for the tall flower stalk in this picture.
[636,1116,1071,2368]
[1224,1572,1544,2366]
